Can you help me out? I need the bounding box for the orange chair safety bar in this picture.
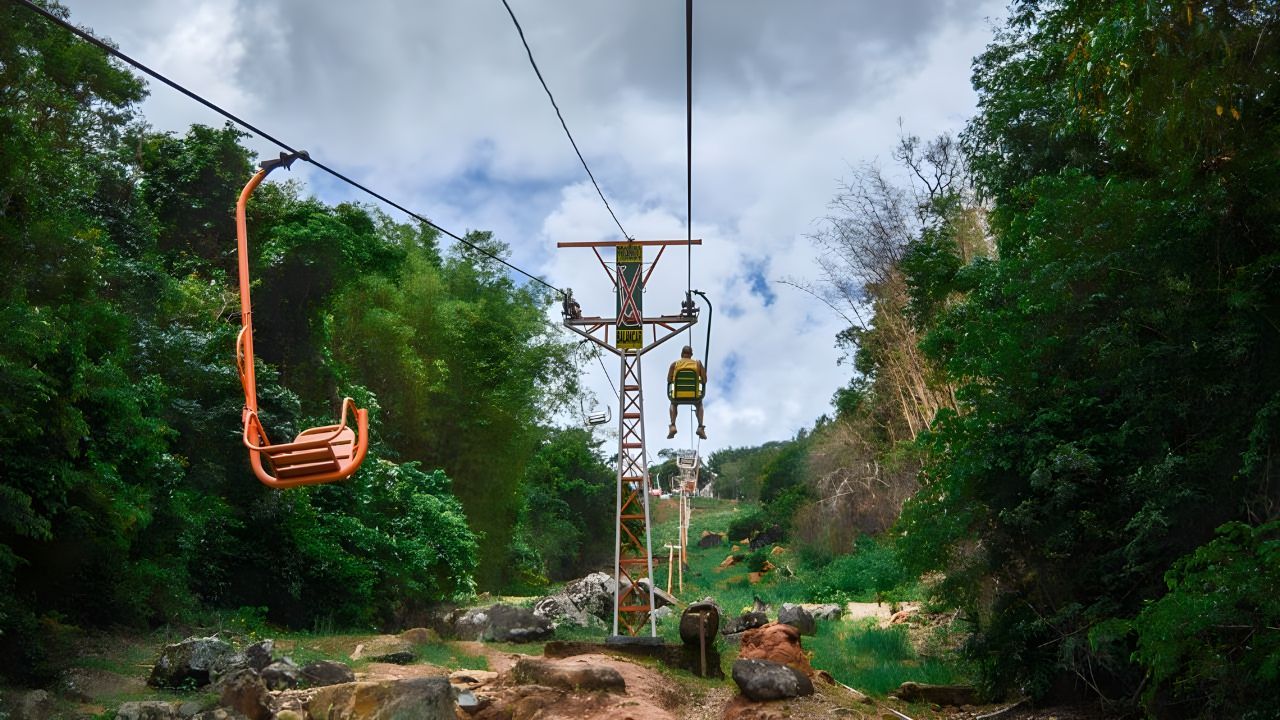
[234,152,369,489]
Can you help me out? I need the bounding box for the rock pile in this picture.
[532,572,615,627]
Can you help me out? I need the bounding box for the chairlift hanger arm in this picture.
[235,159,369,489]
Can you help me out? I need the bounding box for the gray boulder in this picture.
[532,594,587,627]
[484,603,554,643]
[731,658,814,701]
[450,607,492,641]
[243,640,274,671]
[216,639,274,685]
[721,611,768,636]
[217,669,272,720]
[192,711,248,720]
[533,572,617,627]
[806,603,843,621]
[2,689,53,720]
[301,659,355,687]
[562,572,616,620]
[260,659,302,690]
[778,603,816,636]
[148,636,235,689]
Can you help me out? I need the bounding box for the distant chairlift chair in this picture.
[582,400,612,427]
[235,151,369,489]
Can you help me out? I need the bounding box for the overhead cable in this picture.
[592,344,620,399]
[686,0,694,295]
[12,0,564,298]
[499,0,631,241]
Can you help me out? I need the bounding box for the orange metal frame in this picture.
[235,153,369,489]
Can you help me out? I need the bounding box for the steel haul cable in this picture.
[499,0,630,242]
[9,0,565,299]
[686,0,694,296]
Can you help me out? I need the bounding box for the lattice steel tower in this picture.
[558,238,700,637]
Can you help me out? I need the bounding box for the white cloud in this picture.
[60,0,1006,454]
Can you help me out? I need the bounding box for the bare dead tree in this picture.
[787,131,991,554]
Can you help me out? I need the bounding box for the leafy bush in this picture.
[806,536,913,602]
[726,510,766,542]
[510,429,614,585]
[1132,521,1280,719]
[744,549,770,573]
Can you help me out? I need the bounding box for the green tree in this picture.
[900,1,1280,709]
[512,428,615,584]
[0,0,164,678]
[1130,520,1280,718]
[0,1,485,672]
[706,441,787,502]
[329,234,578,589]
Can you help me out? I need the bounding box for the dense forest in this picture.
[710,1,1280,716]
[0,0,616,679]
[3,1,1279,718]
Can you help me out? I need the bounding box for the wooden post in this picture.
[667,544,675,595]
[698,614,707,677]
[678,543,684,593]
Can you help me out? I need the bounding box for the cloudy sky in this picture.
[60,0,1004,456]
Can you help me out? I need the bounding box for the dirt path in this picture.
[843,601,920,624]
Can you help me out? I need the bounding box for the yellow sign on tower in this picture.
[616,244,643,349]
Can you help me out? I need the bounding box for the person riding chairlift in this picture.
[667,345,707,440]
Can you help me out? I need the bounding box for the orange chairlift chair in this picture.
[235,151,369,489]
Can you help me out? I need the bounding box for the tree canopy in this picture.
[0,1,586,679]
[897,0,1280,711]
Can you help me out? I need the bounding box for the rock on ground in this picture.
[509,657,626,693]
[0,689,53,720]
[471,653,681,720]
[721,611,768,636]
[484,603,555,643]
[801,603,842,621]
[148,636,235,689]
[738,623,814,677]
[777,603,816,636]
[302,659,356,687]
[397,627,439,644]
[351,635,416,664]
[697,531,724,548]
[260,659,302,691]
[217,669,272,720]
[890,681,980,706]
[731,658,814,701]
[308,677,455,720]
[115,702,246,720]
[533,572,616,627]
[243,640,274,672]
